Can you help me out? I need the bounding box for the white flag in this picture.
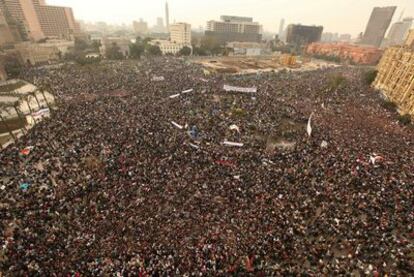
[223,140,244,147]
[229,124,240,133]
[223,85,257,93]
[307,113,314,137]
[181,89,194,94]
[171,121,183,130]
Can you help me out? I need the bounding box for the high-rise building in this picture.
[33,0,80,39]
[0,8,21,46]
[278,19,285,38]
[169,22,191,45]
[360,6,397,47]
[133,19,148,35]
[339,34,352,42]
[220,15,253,23]
[374,44,414,118]
[286,24,323,46]
[165,1,169,30]
[321,32,339,43]
[0,0,80,41]
[153,17,165,33]
[406,29,414,49]
[0,0,45,40]
[386,17,413,46]
[205,15,262,44]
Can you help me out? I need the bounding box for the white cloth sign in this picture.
[223,85,257,93]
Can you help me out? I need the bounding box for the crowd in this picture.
[0,57,413,275]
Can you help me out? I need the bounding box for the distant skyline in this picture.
[47,0,414,36]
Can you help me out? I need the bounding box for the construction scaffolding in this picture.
[374,46,414,117]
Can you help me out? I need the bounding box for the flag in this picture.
[171,121,183,130]
[307,113,314,137]
[223,140,244,147]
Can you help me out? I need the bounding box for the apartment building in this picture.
[205,15,262,44]
[169,22,191,45]
[0,0,44,40]
[0,0,80,41]
[374,34,414,118]
[306,42,383,65]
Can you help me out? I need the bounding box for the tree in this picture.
[106,42,124,60]
[143,37,152,45]
[200,36,224,55]
[129,42,144,59]
[147,45,162,56]
[363,70,378,85]
[91,40,102,52]
[3,55,23,78]
[74,38,89,52]
[328,74,347,90]
[398,114,412,125]
[178,46,192,56]
[192,46,208,56]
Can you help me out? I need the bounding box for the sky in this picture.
[48,0,414,36]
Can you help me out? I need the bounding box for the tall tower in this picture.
[165,1,170,31]
[361,6,397,47]
[278,18,285,38]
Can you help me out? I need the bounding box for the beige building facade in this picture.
[374,44,414,117]
[0,0,44,40]
[99,37,130,57]
[0,0,80,41]
[14,41,59,64]
[0,8,17,46]
[405,29,414,48]
[133,19,148,35]
[169,22,191,45]
[150,39,188,55]
[33,0,80,39]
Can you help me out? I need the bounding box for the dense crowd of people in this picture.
[0,57,413,275]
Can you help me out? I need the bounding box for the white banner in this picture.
[307,113,314,137]
[223,140,244,147]
[171,121,184,129]
[181,89,194,94]
[152,76,165,81]
[223,85,257,93]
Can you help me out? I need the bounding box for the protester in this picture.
[0,57,413,275]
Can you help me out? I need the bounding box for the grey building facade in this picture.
[361,6,397,47]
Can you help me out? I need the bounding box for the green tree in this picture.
[147,45,162,56]
[74,38,89,52]
[398,114,412,125]
[129,42,144,59]
[91,40,102,51]
[328,74,347,90]
[363,70,378,85]
[106,42,124,60]
[192,46,208,56]
[200,36,224,55]
[143,37,152,45]
[178,46,192,56]
[4,55,23,78]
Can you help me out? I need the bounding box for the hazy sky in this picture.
[48,0,414,36]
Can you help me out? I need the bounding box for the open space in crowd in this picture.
[0,57,413,275]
